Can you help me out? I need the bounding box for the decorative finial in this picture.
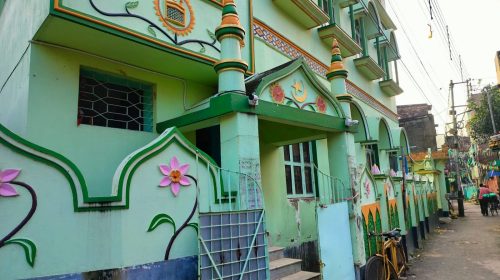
[215,0,245,43]
[213,0,247,91]
[326,39,348,80]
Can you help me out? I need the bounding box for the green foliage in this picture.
[468,85,500,143]
[5,238,37,267]
[126,1,139,9]
[148,213,176,232]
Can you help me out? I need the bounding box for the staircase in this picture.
[269,247,321,280]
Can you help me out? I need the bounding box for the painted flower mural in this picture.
[316,96,327,113]
[0,168,37,267]
[159,156,191,196]
[364,180,371,198]
[150,156,198,260]
[0,169,20,197]
[269,83,285,104]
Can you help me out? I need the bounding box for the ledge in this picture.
[156,93,354,133]
[318,23,362,57]
[274,0,330,29]
[353,55,385,80]
[338,0,360,8]
[379,79,403,96]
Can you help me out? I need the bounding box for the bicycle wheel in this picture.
[395,245,408,276]
[365,255,386,280]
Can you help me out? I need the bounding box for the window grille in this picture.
[77,68,153,132]
[283,142,316,197]
[166,1,186,26]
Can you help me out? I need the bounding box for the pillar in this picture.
[325,39,366,269]
[215,1,260,208]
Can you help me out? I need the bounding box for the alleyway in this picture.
[409,202,500,279]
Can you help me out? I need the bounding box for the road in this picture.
[408,202,500,279]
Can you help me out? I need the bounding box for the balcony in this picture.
[318,23,362,57]
[374,0,397,30]
[274,0,330,29]
[338,0,360,8]
[379,79,403,96]
[353,56,385,80]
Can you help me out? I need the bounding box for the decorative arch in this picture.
[247,57,346,118]
[380,30,400,62]
[366,117,393,150]
[349,100,370,142]
[365,1,383,39]
[390,127,410,154]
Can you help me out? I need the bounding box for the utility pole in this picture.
[450,80,465,217]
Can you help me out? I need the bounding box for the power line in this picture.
[387,0,448,105]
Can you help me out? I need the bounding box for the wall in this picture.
[25,44,214,197]
[0,0,50,134]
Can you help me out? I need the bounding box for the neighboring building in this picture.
[397,104,438,152]
[0,1,446,279]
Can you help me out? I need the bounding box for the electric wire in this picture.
[387,0,448,105]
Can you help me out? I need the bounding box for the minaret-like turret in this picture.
[214,0,248,93]
[326,39,348,96]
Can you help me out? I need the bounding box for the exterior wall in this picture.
[0,1,50,134]
[398,104,437,152]
[25,44,213,197]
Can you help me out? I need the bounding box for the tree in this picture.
[467,85,500,143]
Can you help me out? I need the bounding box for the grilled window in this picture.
[77,68,153,132]
[166,1,185,26]
[284,142,316,197]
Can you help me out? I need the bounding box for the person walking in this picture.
[478,184,492,216]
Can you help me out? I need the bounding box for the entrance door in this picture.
[317,201,355,280]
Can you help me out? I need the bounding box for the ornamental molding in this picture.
[253,18,399,122]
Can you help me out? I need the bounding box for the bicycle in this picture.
[365,228,408,280]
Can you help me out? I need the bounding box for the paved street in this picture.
[408,202,500,279]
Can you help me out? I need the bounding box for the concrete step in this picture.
[280,271,321,280]
[269,246,285,262]
[270,258,302,280]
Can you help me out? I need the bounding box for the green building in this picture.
[0,1,446,279]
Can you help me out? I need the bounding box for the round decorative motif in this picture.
[269,83,285,104]
[154,0,195,36]
[316,96,327,113]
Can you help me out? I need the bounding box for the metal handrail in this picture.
[313,164,351,206]
[199,156,265,213]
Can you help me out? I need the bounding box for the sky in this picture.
[388,0,500,137]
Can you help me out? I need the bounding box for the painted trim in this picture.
[0,123,88,211]
[253,18,398,122]
[156,93,353,133]
[250,57,346,118]
[0,123,220,211]
[50,0,256,74]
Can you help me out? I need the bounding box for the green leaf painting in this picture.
[187,223,199,234]
[207,29,216,41]
[5,238,37,267]
[147,25,157,37]
[148,213,176,232]
[199,46,206,54]
[125,1,139,9]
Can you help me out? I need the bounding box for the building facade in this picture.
[0,1,448,279]
[397,104,438,153]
